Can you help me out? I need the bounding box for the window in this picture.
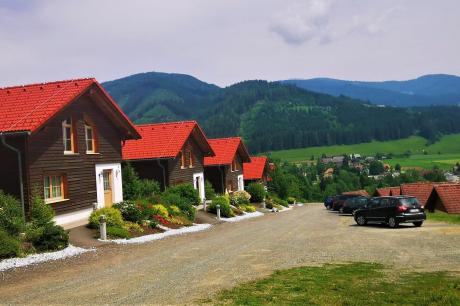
[62,118,75,153]
[189,150,194,168]
[180,150,186,168]
[231,159,238,172]
[44,175,66,203]
[85,123,96,153]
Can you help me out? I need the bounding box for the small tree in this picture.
[246,183,266,203]
[395,163,401,172]
[369,161,385,175]
[205,180,216,200]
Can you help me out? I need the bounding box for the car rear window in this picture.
[399,198,421,207]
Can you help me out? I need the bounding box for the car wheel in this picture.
[352,210,356,216]
[339,207,344,214]
[413,221,423,227]
[356,215,367,226]
[388,217,399,228]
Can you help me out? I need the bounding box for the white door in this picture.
[193,172,205,201]
[237,175,244,191]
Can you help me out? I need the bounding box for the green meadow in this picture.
[268,134,460,169]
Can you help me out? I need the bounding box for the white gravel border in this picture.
[0,245,93,272]
[279,206,293,212]
[220,211,264,222]
[105,223,212,245]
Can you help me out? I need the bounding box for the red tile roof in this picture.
[0,78,139,138]
[389,187,401,196]
[122,121,213,160]
[243,156,267,180]
[401,183,434,206]
[433,184,460,214]
[204,137,251,166]
[343,190,369,197]
[375,188,391,197]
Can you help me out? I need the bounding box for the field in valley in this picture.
[268,134,460,169]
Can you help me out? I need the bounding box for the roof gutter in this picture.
[0,131,30,222]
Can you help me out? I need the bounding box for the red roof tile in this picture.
[401,183,434,206]
[343,190,369,197]
[0,78,139,138]
[204,137,251,166]
[122,121,213,160]
[375,188,391,197]
[433,184,460,214]
[243,156,267,180]
[389,187,401,196]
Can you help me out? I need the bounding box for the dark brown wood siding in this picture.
[225,154,243,192]
[129,159,168,190]
[168,138,205,186]
[27,93,123,215]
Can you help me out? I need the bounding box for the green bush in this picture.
[114,201,143,223]
[246,183,266,203]
[0,229,21,259]
[287,197,296,204]
[88,208,124,229]
[29,194,55,227]
[107,226,130,239]
[240,204,256,213]
[205,180,216,200]
[164,183,200,206]
[230,190,251,206]
[151,204,169,218]
[28,223,69,252]
[167,205,181,216]
[161,192,196,221]
[0,190,25,236]
[208,196,234,218]
[122,163,160,200]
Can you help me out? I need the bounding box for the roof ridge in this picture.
[0,78,95,91]
[209,136,241,141]
[6,79,94,131]
[136,120,197,128]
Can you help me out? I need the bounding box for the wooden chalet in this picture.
[122,121,214,200]
[204,137,251,194]
[0,78,140,227]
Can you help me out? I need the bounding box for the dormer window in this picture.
[231,159,238,172]
[180,150,186,169]
[62,117,76,154]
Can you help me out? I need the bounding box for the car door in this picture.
[366,198,381,221]
[375,198,391,221]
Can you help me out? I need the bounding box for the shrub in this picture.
[29,194,55,227]
[275,198,289,208]
[232,206,244,216]
[209,196,234,218]
[151,204,169,219]
[230,190,251,206]
[205,180,216,200]
[168,215,193,226]
[114,201,143,223]
[0,190,25,236]
[107,226,130,239]
[122,163,161,200]
[161,193,196,221]
[246,183,266,203]
[240,204,256,213]
[287,197,296,205]
[88,208,124,229]
[122,221,144,234]
[164,184,200,206]
[28,223,69,252]
[167,205,181,216]
[0,229,21,259]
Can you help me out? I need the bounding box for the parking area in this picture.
[1,204,459,305]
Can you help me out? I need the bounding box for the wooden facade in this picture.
[204,154,244,194]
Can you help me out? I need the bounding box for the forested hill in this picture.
[102,72,460,153]
[283,74,460,107]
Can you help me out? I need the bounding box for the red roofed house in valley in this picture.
[204,137,251,193]
[0,79,140,227]
[425,184,460,214]
[400,183,434,207]
[243,156,268,186]
[122,121,214,200]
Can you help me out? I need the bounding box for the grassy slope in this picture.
[210,263,460,305]
[268,134,460,169]
[427,211,460,225]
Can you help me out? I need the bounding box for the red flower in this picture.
[152,214,169,225]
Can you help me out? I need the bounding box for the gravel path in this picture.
[1,204,459,305]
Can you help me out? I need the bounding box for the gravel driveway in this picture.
[1,204,459,305]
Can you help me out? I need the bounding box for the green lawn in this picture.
[427,211,460,225]
[209,263,460,306]
[267,134,460,169]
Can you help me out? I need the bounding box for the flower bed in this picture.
[220,211,264,222]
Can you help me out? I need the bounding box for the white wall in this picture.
[95,163,123,209]
[193,172,205,201]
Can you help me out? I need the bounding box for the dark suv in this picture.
[340,196,369,215]
[354,196,426,228]
[332,194,361,211]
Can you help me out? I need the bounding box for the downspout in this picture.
[0,132,28,222]
[157,159,167,191]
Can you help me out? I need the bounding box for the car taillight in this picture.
[397,205,407,213]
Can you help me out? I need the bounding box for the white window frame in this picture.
[85,123,95,153]
[44,174,67,204]
[62,118,74,154]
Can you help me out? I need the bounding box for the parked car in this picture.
[324,196,334,210]
[340,196,369,215]
[354,196,426,228]
[332,194,361,211]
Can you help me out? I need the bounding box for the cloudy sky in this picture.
[0,0,459,87]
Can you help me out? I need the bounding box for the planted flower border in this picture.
[220,211,264,222]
